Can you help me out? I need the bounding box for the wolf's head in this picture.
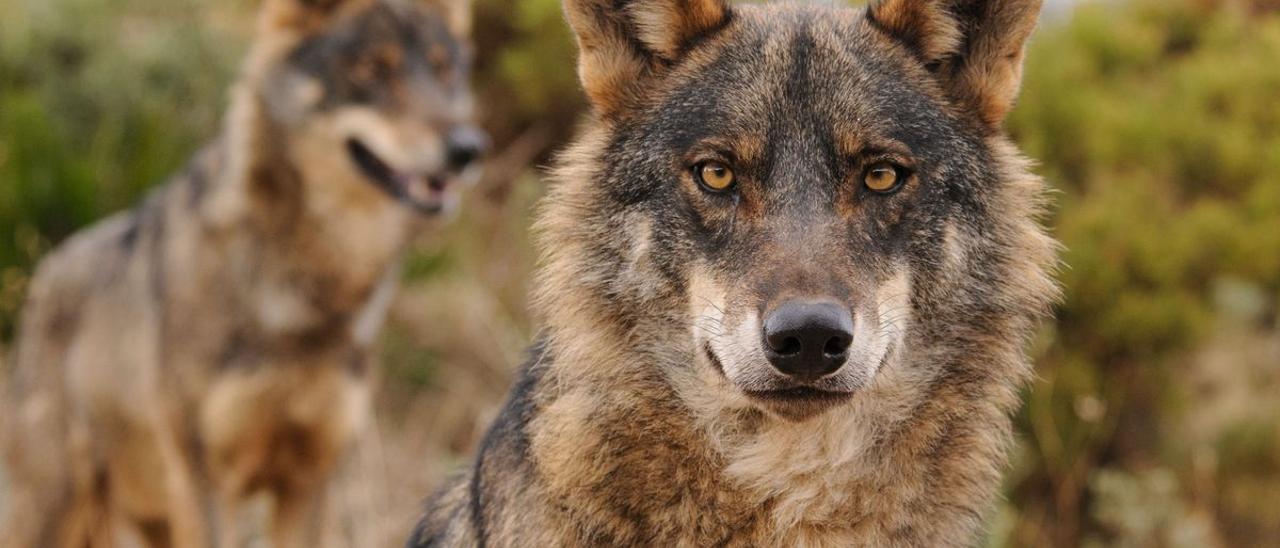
[238,0,484,217]
[542,0,1056,422]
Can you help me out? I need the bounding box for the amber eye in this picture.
[864,162,906,193]
[356,48,403,83]
[695,161,736,192]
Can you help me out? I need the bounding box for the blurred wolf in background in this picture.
[410,0,1057,545]
[1,0,484,546]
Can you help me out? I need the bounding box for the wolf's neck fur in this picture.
[526,285,1028,544]
[523,301,1015,543]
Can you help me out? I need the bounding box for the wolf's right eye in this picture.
[863,162,907,193]
[695,161,736,192]
[355,48,403,83]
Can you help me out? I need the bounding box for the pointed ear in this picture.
[258,0,361,35]
[868,0,1043,130]
[564,0,732,117]
[422,0,473,36]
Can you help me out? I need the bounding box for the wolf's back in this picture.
[2,204,156,547]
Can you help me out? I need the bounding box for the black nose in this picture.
[762,301,854,381]
[445,125,488,171]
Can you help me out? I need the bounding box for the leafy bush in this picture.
[0,0,245,336]
[1005,1,1280,544]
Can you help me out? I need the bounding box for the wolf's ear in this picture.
[259,0,356,35]
[421,0,473,36]
[564,0,732,117]
[867,0,1042,130]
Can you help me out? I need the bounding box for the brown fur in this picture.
[2,0,480,546]
[410,0,1057,546]
[868,0,1044,129]
[564,0,733,116]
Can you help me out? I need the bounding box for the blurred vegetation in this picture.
[2,0,1279,546]
[1005,1,1280,545]
[0,0,247,336]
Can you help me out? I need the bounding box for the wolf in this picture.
[1,0,483,546]
[407,0,1058,546]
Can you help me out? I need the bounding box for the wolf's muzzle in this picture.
[345,125,487,215]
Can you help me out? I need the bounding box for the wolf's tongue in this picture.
[396,174,433,204]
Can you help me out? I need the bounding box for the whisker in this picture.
[729,193,741,234]
[695,295,727,316]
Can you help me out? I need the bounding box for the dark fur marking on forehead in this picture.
[763,18,845,208]
[285,2,469,109]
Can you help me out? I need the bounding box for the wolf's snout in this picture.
[762,301,854,382]
[445,126,488,171]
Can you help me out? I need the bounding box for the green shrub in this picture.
[0,0,243,336]
[1006,1,1280,544]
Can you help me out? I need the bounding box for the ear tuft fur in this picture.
[868,0,1043,129]
[626,0,730,59]
[421,0,474,36]
[866,0,964,64]
[564,0,732,116]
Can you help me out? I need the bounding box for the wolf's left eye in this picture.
[357,48,404,82]
[695,161,736,192]
[863,162,908,193]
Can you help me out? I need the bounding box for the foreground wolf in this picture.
[409,0,1057,545]
[2,0,482,546]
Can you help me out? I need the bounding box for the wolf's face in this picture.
[555,0,1045,421]
[253,0,483,215]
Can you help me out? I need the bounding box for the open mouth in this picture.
[346,138,452,215]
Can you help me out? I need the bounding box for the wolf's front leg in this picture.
[152,429,214,548]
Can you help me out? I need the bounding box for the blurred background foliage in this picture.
[1,0,1278,545]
